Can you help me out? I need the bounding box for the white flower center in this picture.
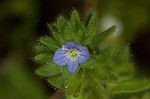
[66,49,80,61]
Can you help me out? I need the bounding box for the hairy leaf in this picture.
[56,16,66,33]
[34,44,52,54]
[48,24,65,45]
[97,47,117,61]
[76,29,85,43]
[61,67,77,83]
[85,11,96,36]
[63,22,77,42]
[113,63,134,81]
[39,36,60,50]
[117,46,130,63]
[48,75,64,89]
[35,63,62,77]
[66,77,81,95]
[33,53,52,63]
[110,78,150,94]
[48,24,59,38]
[93,25,116,45]
[83,58,98,70]
[81,75,108,99]
[82,32,96,45]
[92,66,118,83]
[71,9,80,31]
[85,10,94,28]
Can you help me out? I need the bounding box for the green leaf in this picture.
[113,63,134,81]
[85,10,94,28]
[48,24,65,45]
[82,58,118,83]
[92,66,118,83]
[93,47,117,62]
[83,58,98,70]
[48,24,59,34]
[100,47,117,59]
[48,75,64,89]
[56,16,66,33]
[77,23,87,43]
[33,53,52,63]
[93,25,116,45]
[65,77,81,95]
[82,31,96,45]
[110,78,150,94]
[86,83,108,99]
[92,47,119,68]
[35,63,62,77]
[86,85,108,99]
[86,12,96,36]
[34,44,51,54]
[71,9,80,31]
[61,67,77,83]
[117,46,130,63]
[76,29,85,43]
[39,36,60,50]
[63,22,77,42]
[80,74,108,99]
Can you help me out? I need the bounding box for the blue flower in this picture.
[53,42,90,73]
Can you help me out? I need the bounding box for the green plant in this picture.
[33,9,150,99]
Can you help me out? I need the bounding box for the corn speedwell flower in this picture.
[53,42,90,73]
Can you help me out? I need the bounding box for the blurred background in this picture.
[0,0,150,99]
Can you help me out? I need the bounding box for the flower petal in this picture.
[53,48,68,66]
[74,45,89,56]
[77,47,90,64]
[77,55,89,64]
[64,42,78,49]
[68,60,78,73]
